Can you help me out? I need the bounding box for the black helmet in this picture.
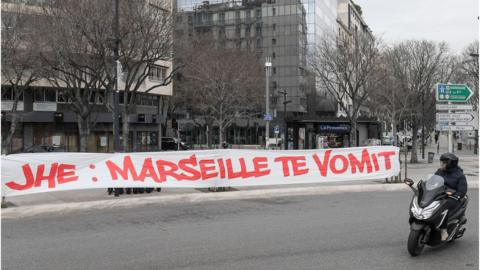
[440,152,459,169]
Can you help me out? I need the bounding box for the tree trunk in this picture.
[350,120,358,147]
[77,115,90,152]
[392,117,397,147]
[2,94,21,155]
[410,122,419,163]
[158,122,163,151]
[206,123,212,148]
[122,110,129,152]
[218,124,224,148]
[2,114,19,155]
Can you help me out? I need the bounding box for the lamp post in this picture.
[113,0,121,153]
[265,57,272,149]
[112,0,121,197]
[469,53,478,155]
[278,90,291,150]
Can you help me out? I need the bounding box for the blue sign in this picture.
[319,124,351,134]
[438,84,446,94]
[264,114,273,121]
[274,126,280,134]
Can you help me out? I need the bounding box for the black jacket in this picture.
[434,167,468,198]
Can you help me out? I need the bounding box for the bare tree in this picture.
[39,0,175,152]
[1,7,42,154]
[387,40,449,163]
[311,33,382,147]
[112,0,175,152]
[367,50,410,147]
[39,0,113,152]
[459,42,479,110]
[180,43,264,147]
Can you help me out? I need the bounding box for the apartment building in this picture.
[1,0,174,153]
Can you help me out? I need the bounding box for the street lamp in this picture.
[112,0,121,197]
[265,57,272,149]
[113,0,121,153]
[278,90,291,150]
[469,53,478,154]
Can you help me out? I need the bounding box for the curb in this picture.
[2,182,478,219]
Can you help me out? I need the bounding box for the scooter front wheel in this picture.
[408,230,425,256]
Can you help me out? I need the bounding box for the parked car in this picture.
[161,137,189,151]
[382,136,394,145]
[23,145,65,153]
[363,138,382,146]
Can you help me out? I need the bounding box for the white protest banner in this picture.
[1,146,400,197]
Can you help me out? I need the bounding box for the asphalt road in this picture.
[2,190,478,270]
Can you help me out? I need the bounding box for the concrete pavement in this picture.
[2,190,478,270]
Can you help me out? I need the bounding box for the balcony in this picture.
[1,101,24,111]
[33,102,57,111]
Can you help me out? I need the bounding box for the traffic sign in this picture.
[436,104,473,111]
[264,114,273,121]
[274,125,280,134]
[439,125,475,131]
[436,113,474,122]
[450,121,476,126]
[436,84,474,102]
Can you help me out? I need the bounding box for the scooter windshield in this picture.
[419,175,445,207]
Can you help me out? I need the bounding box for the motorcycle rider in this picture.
[434,153,468,241]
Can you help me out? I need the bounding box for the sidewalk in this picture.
[3,145,478,213]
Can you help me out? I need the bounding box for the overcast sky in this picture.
[354,0,478,53]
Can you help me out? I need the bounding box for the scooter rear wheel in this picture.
[408,230,425,256]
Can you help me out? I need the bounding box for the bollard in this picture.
[1,196,7,208]
[427,152,435,163]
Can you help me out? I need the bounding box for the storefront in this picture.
[286,117,380,149]
[315,123,350,148]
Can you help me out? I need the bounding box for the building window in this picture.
[245,25,251,37]
[57,89,71,103]
[272,7,276,16]
[219,12,225,23]
[136,93,158,106]
[272,38,276,45]
[272,23,276,32]
[235,11,240,20]
[272,52,276,59]
[1,87,23,101]
[256,24,262,36]
[256,38,262,48]
[34,88,56,102]
[273,67,276,74]
[219,26,226,37]
[148,65,167,82]
[256,9,261,18]
[246,10,251,19]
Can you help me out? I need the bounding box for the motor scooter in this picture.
[404,175,468,256]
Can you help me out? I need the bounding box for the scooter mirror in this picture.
[403,178,414,186]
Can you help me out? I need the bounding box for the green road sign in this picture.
[436,84,473,102]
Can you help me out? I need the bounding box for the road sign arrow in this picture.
[440,125,475,131]
[436,113,474,122]
[436,83,474,102]
[436,104,473,111]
